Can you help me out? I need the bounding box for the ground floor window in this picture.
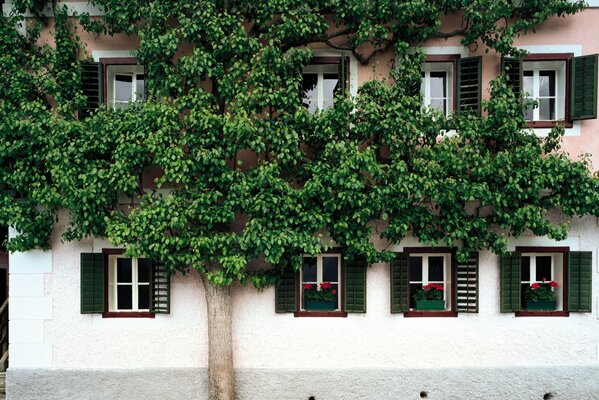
[520,252,563,311]
[108,254,152,312]
[408,253,452,311]
[301,254,341,311]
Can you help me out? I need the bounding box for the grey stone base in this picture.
[7,366,599,400]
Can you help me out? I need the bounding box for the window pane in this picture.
[138,285,150,309]
[302,73,318,113]
[538,98,555,120]
[429,99,446,114]
[523,99,534,121]
[302,257,317,282]
[322,257,339,282]
[428,256,444,281]
[539,71,556,97]
[409,283,421,309]
[323,73,339,102]
[521,256,531,282]
[521,283,529,309]
[136,74,145,101]
[536,256,552,281]
[138,258,151,283]
[409,257,423,282]
[114,75,133,102]
[117,285,132,310]
[523,71,533,94]
[429,71,447,98]
[117,258,132,283]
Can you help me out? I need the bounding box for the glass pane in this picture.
[138,285,150,309]
[536,256,552,281]
[428,256,444,281]
[136,75,145,100]
[114,75,133,102]
[539,70,556,97]
[117,258,132,283]
[429,99,446,114]
[322,99,334,110]
[323,257,339,282]
[331,283,339,305]
[117,285,132,310]
[521,283,529,309]
[523,99,534,121]
[409,283,421,309]
[138,258,151,283]
[429,71,447,98]
[521,256,531,282]
[523,71,533,94]
[323,73,339,101]
[302,257,317,282]
[409,257,423,282]
[538,98,555,120]
[302,73,318,112]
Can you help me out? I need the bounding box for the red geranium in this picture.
[531,282,540,289]
[320,282,332,290]
[549,281,558,288]
[332,289,337,294]
[303,283,312,290]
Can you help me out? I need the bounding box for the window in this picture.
[301,57,348,113]
[522,60,566,122]
[500,247,592,316]
[421,62,454,116]
[301,254,341,311]
[408,253,452,311]
[105,64,145,109]
[107,254,152,312]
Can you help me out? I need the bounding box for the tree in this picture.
[1,1,598,399]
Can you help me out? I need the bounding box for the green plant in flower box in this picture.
[303,282,336,302]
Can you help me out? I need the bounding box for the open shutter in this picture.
[80,61,103,118]
[570,54,598,120]
[390,253,409,313]
[150,261,170,314]
[80,253,105,314]
[568,251,592,312]
[275,268,296,313]
[500,252,521,312]
[337,55,350,97]
[501,57,522,98]
[455,252,479,313]
[457,56,482,116]
[344,257,367,313]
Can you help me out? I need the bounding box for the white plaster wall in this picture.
[29,213,599,370]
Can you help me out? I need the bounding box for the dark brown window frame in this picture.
[514,246,570,317]
[522,53,574,129]
[99,57,144,105]
[101,248,155,319]
[402,247,458,318]
[423,54,461,116]
[294,248,348,318]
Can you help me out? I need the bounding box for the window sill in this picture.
[526,120,573,129]
[403,311,458,318]
[294,311,348,318]
[102,312,155,318]
[515,311,569,317]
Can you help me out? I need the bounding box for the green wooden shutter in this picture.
[568,251,592,312]
[390,253,409,313]
[275,268,296,313]
[151,261,170,314]
[500,252,521,312]
[344,257,367,313]
[80,253,105,314]
[570,54,598,120]
[457,56,482,116]
[501,57,522,98]
[80,61,103,119]
[455,252,479,313]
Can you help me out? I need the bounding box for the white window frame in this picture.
[421,62,454,117]
[105,64,145,109]
[300,253,342,310]
[408,253,452,310]
[522,60,566,122]
[520,252,563,310]
[108,254,150,312]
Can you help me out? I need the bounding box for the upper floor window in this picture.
[105,64,145,109]
[421,61,455,116]
[302,57,348,113]
[523,60,566,122]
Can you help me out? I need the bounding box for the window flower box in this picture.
[415,299,446,310]
[525,300,557,311]
[304,300,337,311]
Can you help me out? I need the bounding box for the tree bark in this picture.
[202,276,236,400]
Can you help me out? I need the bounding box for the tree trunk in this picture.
[202,276,236,400]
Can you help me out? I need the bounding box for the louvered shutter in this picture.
[568,251,592,312]
[344,257,367,313]
[80,253,105,314]
[570,54,598,120]
[500,252,521,312]
[338,55,348,96]
[457,56,482,116]
[80,61,103,118]
[455,252,479,313]
[150,261,170,314]
[502,57,522,98]
[390,253,409,313]
[275,268,297,313]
